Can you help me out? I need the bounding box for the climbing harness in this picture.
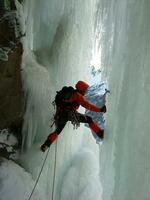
[52,109,80,130]
[69,110,80,129]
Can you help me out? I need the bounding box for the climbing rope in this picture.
[27,147,50,200]
[51,140,58,200]
[26,141,58,200]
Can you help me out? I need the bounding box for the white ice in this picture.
[96,1,150,200]
[1,0,150,200]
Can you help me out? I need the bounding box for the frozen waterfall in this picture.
[1,0,149,200]
[96,1,150,200]
[22,0,150,199]
[20,0,102,200]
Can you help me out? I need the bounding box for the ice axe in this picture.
[104,88,111,95]
[101,88,110,106]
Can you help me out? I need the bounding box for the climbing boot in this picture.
[40,139,51,152]
[97,129,104,140]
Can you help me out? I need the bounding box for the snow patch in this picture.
[0,129,17,146]
[0,129,19,159]
[0,158,45,200]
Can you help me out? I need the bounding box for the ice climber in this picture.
[41,81,106,152]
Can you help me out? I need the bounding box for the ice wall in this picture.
[95,0,150,200]
[20,0,102,200]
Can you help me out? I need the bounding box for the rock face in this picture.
[0,0,23,143]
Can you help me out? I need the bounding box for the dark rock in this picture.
[0,3,24,148]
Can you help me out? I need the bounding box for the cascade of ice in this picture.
[95,0,150,200]
[5,0,149,200]
[20,0,103,200]
[2,0,150,199]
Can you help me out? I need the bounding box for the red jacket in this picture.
[69,91,101,112]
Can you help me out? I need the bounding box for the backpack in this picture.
[54,86,75,107]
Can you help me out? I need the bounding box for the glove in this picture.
[100,105,107,113]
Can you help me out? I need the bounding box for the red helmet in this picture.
[75,81,89,93]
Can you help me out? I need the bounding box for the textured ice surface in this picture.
[85,71,109,144]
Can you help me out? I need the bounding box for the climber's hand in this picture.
[100,105,107,113]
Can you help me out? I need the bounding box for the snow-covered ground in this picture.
[0,158,44,200]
